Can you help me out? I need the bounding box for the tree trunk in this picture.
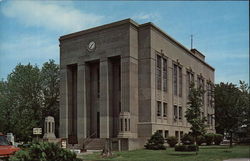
[229,132,233,148]
[195,135,198,155]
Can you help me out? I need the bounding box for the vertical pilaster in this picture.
[100,58,110,138]
[59,67,68,138]
[77,63,87,139]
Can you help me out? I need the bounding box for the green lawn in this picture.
[78,145,250,161]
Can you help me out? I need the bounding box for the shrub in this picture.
[167,136,178,147]
[181,134,194,145]
[214,134,223,145]
[205,133,214,145]
[196,135,205,146]
[175,144,199,152]
[10,141,81,161]
[144,131,166,150]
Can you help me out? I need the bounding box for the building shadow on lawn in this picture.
[168,152,196,156]
[200,146,230,149]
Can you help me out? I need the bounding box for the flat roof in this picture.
[59,18,214,71]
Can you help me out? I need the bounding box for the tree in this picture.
[40,60,60,136]
[214,81,249,147]
[185,83,207,152]
[0,63,42,141]
[0,60,60,141]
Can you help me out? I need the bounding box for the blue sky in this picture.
[0,0,249,85]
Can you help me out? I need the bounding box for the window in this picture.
[163,103,167,117]
[157,101,161,116]
[207,82,213,107]
[179,106,182,120]
[163,58,167,91]
[175,131,179,138]
[180,131,184,139]
[156,55,162,90]
[186,71,194,98]
[125,119,127,131]
[164,130,169,138]
[198,76,205,104]
[173,64,178,96]
[174,105,178,120]
[178,66,182,97]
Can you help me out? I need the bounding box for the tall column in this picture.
[59,67,68,138]
[119,56,138,138]
[100,58,110,138]
[77,63,87,139]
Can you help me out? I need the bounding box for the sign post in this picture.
[33,128,42,141]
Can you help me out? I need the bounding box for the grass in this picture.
[78,145,250,161]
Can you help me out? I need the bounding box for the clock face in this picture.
[87,41,96,51]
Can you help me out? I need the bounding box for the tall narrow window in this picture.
[179,106,182,120]
[164,130,169,138]
[163,58,167,91]
[178,66,182,97]
[157,101,161,116]
[173,64,178,96]
[156,55,162,90]
[125,119,127,131]
[174,105,178,120]
[163,103,167,117]
[186,71,194,98]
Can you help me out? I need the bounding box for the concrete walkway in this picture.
[224,158,250,161]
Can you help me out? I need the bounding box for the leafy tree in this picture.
[185,83,207,150]
[0,60,60,141]
[40,60,60,136]
[215,81,249,147]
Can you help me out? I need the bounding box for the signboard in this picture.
[61,138,67,149]
[33,128,42,135]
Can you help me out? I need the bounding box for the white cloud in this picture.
[1,1,104,33]
[132,12,160,22]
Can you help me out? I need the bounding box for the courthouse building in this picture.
[59,19,215,150]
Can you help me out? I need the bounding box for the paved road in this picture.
[224,158,250,161]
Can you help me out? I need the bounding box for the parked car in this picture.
[0,132,20,159]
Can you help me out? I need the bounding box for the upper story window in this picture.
[173,105,178,120]
[163,103,167,117]
[207,81,214,107]
[156,55,162,90]
[173,63,182,97]
[179,106,182,120]
[198,76,205,104]
[186,70,194,98]
[157,101,161,117]
[178,66,182,97]
[163,58,168,92]
[173,64,178,96]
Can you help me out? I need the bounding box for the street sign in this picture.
[33,128,42,135]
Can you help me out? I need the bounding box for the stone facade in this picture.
[59,19,215,150]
